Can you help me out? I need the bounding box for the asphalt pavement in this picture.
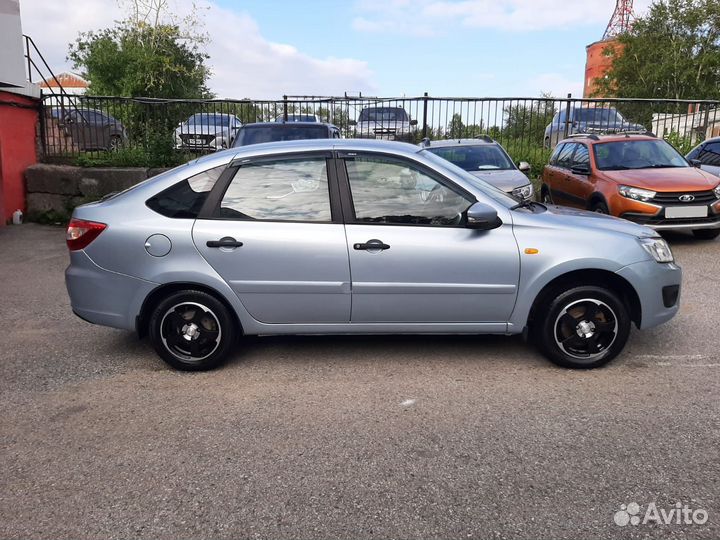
[1,224,718,540]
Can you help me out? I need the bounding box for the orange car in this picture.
[540,133,720,239]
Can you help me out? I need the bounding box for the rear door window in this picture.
[146,165,225,218]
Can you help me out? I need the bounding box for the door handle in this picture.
[353,239,390,251]
[206,237,244,248]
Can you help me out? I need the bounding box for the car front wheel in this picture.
[149,290,237,371]
[532,285,631,369]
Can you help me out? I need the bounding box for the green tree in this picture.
[595,0,720,100]
[446,113,485,139]
[69,0,211,98]
[503,96,557,145]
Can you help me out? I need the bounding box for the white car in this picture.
[352,106,418,142]
[174,113,242,151]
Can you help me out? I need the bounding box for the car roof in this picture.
[422,138,498,148]
[226,138,419,157]
[559,133,657,144]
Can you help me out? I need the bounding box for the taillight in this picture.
[66,218,107,251]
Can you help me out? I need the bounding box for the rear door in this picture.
[192,152,351,324]
[336,152,519,325]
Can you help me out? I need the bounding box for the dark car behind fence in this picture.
[40,93,720,177]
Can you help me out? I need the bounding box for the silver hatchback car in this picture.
[65,139,682,371]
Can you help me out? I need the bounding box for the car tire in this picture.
[532,285,631,369]
[148,290,237,371]
[108,134,122,152]
[692,229,720,240]
[591,201,610,214]
[543,137,550,149]
[541,185,553,204]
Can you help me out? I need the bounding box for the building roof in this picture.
[38,72,88,89]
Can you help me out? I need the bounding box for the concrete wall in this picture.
[0,90,39,224]
[25,164,170,221]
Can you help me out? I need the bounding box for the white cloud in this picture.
[354,0,656,34]
[523,73,584,99]
[19,0,376,98]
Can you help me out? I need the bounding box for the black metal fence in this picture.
[39,93,720,175]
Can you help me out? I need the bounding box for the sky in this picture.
[19,0,654,100]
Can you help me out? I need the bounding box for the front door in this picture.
[193,153,351,324]
[336,153,520,324]
[562,143,595,206]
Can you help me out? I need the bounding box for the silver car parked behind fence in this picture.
[65,139,681,371]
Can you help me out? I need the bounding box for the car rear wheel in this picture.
[692,229,720,240]
[532,285,631,369]
[149,290,237,371]
[108,134,122,152]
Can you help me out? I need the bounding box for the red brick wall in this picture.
[0,90,39,225]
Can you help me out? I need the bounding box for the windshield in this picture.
[427,145,515,171]
[187,114,232,126]
[573,108,624,124]
[358,108,409,123]
[420,149,519,208]
[234,125,329,146]
[593,139,688,170]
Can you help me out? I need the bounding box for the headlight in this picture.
[512,184,534,200]
[714,184,720,199]
[619,185,656,202]
[639,237,674,263]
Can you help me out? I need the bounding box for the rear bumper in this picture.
[616,259,682,330]
[65,251,157,331]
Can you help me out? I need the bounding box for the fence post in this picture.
[422,92,429,139]
[563,93,572,139]
[283,95,288,121]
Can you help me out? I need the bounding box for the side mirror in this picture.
[518,161,531,173]
[571,164,590,175]
[466,202,502,231]
[690,158,702,168]
[410,119,418,126]
[348,119,357,126]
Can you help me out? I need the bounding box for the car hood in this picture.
[601,167,719,191]
[525,203,656,238]
[176,124,229,136]
[468,169,529,192]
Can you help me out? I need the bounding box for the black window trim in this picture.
[197,150,343,224]
[334,150,477,228]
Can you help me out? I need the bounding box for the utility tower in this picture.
[602,0,634,40]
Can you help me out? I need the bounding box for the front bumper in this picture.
[353,131,415,142]
[65,251,157,331]
[618,199,720,230]
[616,259,682,330]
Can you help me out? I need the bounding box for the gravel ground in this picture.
[1,224,718,540]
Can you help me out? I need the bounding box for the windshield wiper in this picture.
[510,199,542,211]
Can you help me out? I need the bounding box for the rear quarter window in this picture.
[146,165,224,218]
